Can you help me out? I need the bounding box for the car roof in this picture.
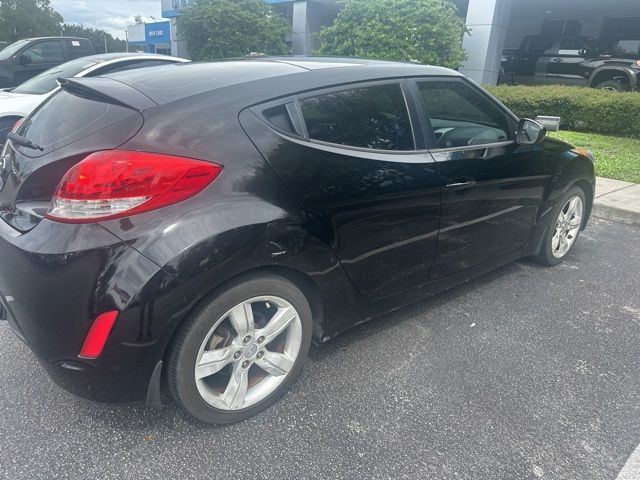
[104,57,461,105]
[74,52,186,63]
[20,37,90,42]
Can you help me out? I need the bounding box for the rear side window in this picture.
[525,37,554,54]
[417,80,511,148]
[64,39,95,59]
[299,84,414,151]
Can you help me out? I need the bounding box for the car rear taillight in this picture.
[46,150,222,223]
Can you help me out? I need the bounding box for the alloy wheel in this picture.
[552,195,583,259]
[194,295,302,410]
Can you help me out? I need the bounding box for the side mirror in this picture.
[517,118,546,145]
[17,54,31,65]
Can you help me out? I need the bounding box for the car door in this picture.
[411,77,549,279]
[514,36,554,83]
[13,40,65,85]
[241,80,441,298]
[546,37,588,85]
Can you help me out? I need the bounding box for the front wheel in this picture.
[595,79,629,92]
[535,186,585,266]
[166,274,313,424]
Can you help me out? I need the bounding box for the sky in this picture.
[50,0,162,39]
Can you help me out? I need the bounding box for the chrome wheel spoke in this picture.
[256,351,294,377]
[552,195,583,259]
[196,347,235,379]
[222,363,249,410]
[228,302,255,338]
[194,295,304,411]
[552,229,561,251]
[256,306,297,345]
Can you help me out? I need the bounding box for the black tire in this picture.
[535,185,586,266]
[595,79,629,92]
[166,274,312,424]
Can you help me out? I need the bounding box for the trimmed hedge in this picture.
[485,85,640,138]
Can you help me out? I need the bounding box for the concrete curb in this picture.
[592,178,640,226]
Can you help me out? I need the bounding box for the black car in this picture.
[0,37,95,88]
[0,58,595,424]
[501,35,640,91]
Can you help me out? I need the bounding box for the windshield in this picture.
[0,39,29,60]
[12,58,99,95]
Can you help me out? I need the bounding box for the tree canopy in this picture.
[318,0,468,69]
[61,24,127,54]
[0,0,63,42]
[177,0,288,61]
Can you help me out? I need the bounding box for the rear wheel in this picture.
[535,186,585,266]
[166,274,312,424]
[595,79,629,92]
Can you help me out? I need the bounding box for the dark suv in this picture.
[0,37,95,88]
[501,35,640,91]
[0,58,595,424]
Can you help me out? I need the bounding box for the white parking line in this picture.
[616,443,640,480]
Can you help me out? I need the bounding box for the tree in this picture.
[318,0,467,69]
[177,0,288,61]
[61,24,127,54]
[0,0,63,42]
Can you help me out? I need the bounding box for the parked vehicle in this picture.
[501,35,640,91]
[0,53,189,145]
[0,58,595,424]
[0,37,95,89]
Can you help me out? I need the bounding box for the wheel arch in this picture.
[588,67,635,88]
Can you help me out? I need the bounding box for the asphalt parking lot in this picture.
[1,217,639,480]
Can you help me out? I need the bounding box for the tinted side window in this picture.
[299,84,414,151]
[558,38,582,55]
[417,80,511,148]
[64,39,94,59]
[22,41,64,63]
[526,37,554,54]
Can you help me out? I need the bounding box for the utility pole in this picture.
[125,29,129,52]
[104,35,108,53]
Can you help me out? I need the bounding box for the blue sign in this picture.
[145,21,170,45]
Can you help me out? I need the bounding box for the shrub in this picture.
[317,0,467,69]
[177,0,288,61]
[486,85,640,138]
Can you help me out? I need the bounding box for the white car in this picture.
[0,52,188,142]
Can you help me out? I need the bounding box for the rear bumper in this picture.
[0,218,191,403]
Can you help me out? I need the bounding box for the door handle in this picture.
[550,58,564,63]
[446,180,476,189]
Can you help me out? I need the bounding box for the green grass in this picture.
[549,130,640,183]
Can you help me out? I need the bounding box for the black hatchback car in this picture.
[0,58,595,424]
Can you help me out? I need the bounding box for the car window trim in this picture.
[409,76,518,151]
[263,121,435,163]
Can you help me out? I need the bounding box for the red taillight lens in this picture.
[46,150,223,223]
[78,311,119,359]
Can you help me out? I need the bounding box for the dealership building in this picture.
[156,0,639,85]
